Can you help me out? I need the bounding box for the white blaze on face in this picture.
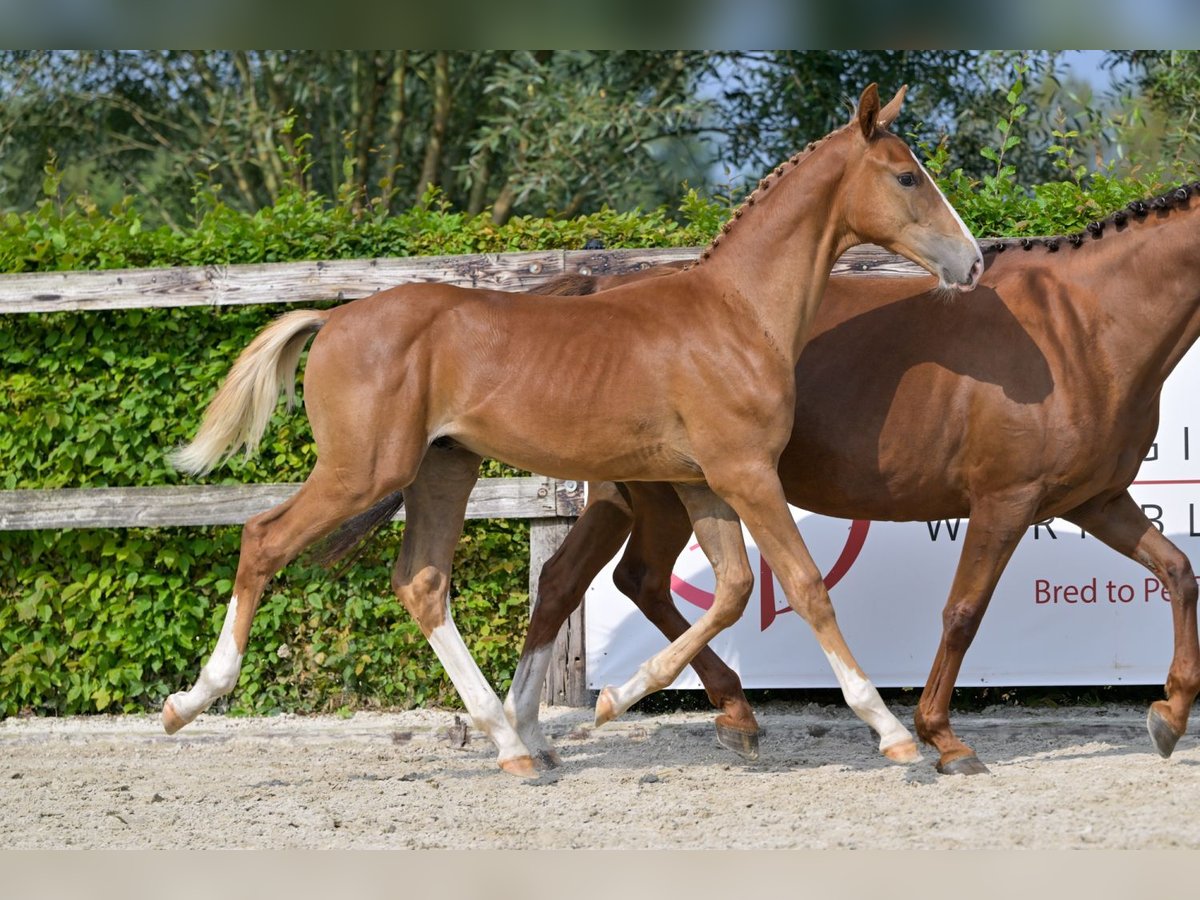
[912,147,979,248]
[168,595,245,723]
[822,649,914,752]
[907,146,984,290]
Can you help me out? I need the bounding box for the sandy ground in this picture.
[2,701,1198,850]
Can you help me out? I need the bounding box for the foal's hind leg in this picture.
[163,462,400,733]
[609,482,761,758]
[595,483,754,726]
[392,445,538,777]
[1066,490,1200,758]
[504,481,636,766]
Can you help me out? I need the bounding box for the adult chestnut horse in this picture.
[507,184,1200,776]
[164,85,982,776]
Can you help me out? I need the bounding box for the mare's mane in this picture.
[982,181,1200,256]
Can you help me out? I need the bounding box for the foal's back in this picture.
[305,267,783,483]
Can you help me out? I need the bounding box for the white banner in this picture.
[585,354,1200,690]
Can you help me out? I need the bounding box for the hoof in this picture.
[1148,705,1183,759]
[498,755,539,778]
[161,698,187,735]
[882,739,923,765]
[534,748,563,770]
[936,753,990,776]
[715,722,761,761]
[594,687,618,727]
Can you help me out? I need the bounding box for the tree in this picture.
[704,51,1083,189]
[0,50,718,227]
[0,51,1187,230]
[1107,51,1200,168]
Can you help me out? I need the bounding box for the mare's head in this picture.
[838,84,982,292]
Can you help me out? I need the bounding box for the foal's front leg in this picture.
[506,479,762,764]
[595,483,754,724]
[392,446,540,777]
[717,463,920,764]
[605,481,762,757]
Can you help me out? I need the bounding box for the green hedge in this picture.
[0,159,1186,718]
[0,177,718,718]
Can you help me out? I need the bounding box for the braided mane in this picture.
[982,181,1200,255]
[690,123,852,268]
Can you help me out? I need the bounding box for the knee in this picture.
[709,567,755,630]
[728,565,755,606]
[786,571,833,627]
[612,557,647,602]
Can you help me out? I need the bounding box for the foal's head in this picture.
[839,84,983,293]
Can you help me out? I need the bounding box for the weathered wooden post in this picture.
[530,479,588,707]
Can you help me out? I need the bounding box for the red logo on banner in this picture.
[669,520,871,630]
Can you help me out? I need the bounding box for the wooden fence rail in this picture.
[0,477,585,530]
[1,244,930,707]
[0,245,928,314]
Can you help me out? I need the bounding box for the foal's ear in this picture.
[856,83,881,140]
[878,84,907,129]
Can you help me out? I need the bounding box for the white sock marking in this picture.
[822,649,913,752]
[169,595,244,723]
[428,616,532,762]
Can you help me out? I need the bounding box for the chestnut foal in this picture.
[164,85,981,775]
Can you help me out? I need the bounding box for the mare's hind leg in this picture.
[914,490,1039,775]
[163,461,402,733]
[595,483,754,727]
[712,463,919,763]
[1066,490,1200,758]
[393,444,538,777]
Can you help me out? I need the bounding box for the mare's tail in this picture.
[170,309,330,475]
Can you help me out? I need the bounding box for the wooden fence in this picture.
[0,244,929,706]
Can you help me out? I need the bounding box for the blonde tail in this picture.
[171,309,330,475]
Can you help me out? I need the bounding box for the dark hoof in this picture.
[715,722,761,761]
[936,754,990,776]
[1148,706,1182,759]
[534,748,562,770]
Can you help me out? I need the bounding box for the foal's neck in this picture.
[695,131,852,365]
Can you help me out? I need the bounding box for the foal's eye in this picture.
[896,172,917,187]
